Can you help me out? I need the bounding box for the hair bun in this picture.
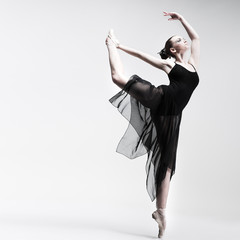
[158,48,169,59]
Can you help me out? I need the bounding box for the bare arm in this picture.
[180,16,200,67]
[118,44,169,71]
[164,12,200,68]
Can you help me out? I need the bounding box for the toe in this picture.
[109,29,114,36]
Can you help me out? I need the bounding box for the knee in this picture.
[112,73,128,88]
[111,73,119,83]
[112,73,123,83]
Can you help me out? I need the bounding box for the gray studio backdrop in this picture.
[0,0,239,224]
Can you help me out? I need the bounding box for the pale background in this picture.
[0,0,239,239]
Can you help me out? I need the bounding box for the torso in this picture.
[161,61,199,114]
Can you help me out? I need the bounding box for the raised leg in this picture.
[106,30,128,89]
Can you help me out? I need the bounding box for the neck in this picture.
[174,52,188,64]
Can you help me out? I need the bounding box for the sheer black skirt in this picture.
[109,75,182,201]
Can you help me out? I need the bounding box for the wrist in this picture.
[117,43,123,49]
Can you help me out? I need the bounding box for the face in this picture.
[170,35,189,55]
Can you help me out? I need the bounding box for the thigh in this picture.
[123,75,163,109]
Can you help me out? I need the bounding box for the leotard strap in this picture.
[189,63,197,72]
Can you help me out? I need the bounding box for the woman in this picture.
[106,11,200,238]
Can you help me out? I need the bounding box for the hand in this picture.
[163,11,182,21]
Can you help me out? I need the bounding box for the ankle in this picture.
[107,44,116,48]
[157,208,166,215]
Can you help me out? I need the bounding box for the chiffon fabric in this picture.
[109,63,199,201]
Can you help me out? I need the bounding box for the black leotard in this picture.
[109,63,199,201]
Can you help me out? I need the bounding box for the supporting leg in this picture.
[152,168,172,238]
[156,168,171,209]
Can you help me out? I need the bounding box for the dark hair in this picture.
[158,35,175,59]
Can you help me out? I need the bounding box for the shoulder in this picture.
[188,59,199,71]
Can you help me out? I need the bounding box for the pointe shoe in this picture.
[158,228,164,239]
[152,209,166,238]
[108,29,120,47]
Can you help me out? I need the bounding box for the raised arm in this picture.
[163,12,200,68]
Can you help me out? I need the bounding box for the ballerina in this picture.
[106,11,200,238]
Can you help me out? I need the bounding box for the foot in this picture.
[152,209,166,238]
[107,29,120,47]
[105,35,115,46]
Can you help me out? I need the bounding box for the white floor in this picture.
[0,210,239,240]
